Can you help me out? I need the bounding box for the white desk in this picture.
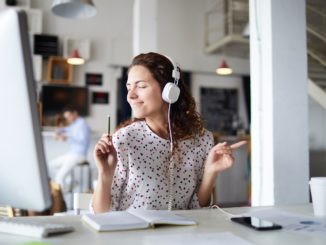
[0,204,325,245]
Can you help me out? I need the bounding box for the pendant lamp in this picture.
[67,49,85,65]
[52,0,97,19]
[216,60,233,75]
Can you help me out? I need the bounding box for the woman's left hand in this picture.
[204,140,247,177]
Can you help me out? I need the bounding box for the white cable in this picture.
[167,103,174,211]
[210,204,240,218]
[167,104,173,152]
[167,65,179,211]
[167,159,174,211]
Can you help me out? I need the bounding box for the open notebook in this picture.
[82,209,197,231]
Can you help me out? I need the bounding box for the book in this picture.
[82,209,197,232]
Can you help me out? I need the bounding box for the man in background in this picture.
[48,106,91,192]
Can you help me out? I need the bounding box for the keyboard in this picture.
[0,219,74,238]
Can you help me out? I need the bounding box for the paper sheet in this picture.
[246,209,326,237]
[144,232,253,245]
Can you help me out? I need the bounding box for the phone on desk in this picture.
[231,216,282,231]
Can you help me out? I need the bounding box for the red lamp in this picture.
[67,49,85,65]
[216,60,232,75]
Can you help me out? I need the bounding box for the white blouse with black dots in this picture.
[110,120,214,211]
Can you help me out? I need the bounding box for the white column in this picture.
[133,0,158,56]
[250,0,309,206]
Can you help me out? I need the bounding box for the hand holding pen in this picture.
[93,115,117,177]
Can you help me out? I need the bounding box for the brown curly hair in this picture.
[118,52,205,141]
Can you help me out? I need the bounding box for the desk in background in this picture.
[0,204,325,245]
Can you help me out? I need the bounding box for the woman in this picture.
[92,52,246,212]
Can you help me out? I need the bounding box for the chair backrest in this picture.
[0,181,66,217]
[27,181,67,216]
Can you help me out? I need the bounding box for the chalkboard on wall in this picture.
[200,87,238,134]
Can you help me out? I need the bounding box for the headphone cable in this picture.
[167,103,174,211]
[166,61,179,211]
[167,103,173,152]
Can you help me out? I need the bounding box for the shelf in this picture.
[46,56,73,84]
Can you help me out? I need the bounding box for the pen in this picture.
[107,115,110,135]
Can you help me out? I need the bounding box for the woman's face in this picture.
[127,65,166,119]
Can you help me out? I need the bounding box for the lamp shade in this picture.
[67,49,85,65]
[216,60,232,75]
[52,0,97,19]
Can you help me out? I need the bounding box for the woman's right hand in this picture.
[93,134,117,179]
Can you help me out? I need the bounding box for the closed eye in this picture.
[126,80,148,90]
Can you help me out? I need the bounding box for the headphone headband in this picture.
[165,55,180,80]
[162,55,181,104]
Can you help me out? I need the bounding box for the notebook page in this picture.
[128,209,197,226]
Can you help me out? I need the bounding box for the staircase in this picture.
[306,1,326,107]
[204,0,326,109]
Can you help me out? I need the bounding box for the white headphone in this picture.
[162,56,181,104]
[161,56,180,210]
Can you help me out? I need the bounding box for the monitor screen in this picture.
[42,85,89,116]
[0,9,52,211]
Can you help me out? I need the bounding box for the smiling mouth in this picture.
[130,102,143,107]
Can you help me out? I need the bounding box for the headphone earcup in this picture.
[162,82,180,104]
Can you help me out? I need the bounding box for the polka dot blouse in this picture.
[110,120,214,211]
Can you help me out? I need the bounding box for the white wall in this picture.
[157,0,250,74]
[30,0,134,133]
[29,0,250,134]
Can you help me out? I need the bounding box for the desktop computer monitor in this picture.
[0,9,52,211]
